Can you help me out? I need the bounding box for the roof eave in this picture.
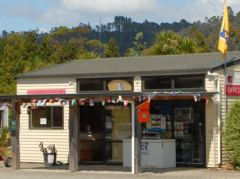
[16,68,210,79]
[211,58,240,72]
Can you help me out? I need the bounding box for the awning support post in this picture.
[69,105,79,172]
[131,101,141,174]
[11,99,20,170]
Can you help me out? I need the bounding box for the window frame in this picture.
[29,106,64,130]
[77,77,134,92]
[77,78,105,92]
[173,75,205,89]
[142,76,173,91]
[142,75,205,91]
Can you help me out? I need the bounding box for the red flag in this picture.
[137,100,150,123]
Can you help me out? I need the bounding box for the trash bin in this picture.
[43,153,56,167]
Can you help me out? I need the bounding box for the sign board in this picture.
[141,142,149,155]
[27,89,66,95]
[226,74,240,96]
[107,80,132,91]
[137,100,150,123]
[40,118,47,125]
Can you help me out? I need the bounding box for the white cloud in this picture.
[2,0,240,29]
[61,0,158,14]
[38,0,240,27]
[37,0,160,26]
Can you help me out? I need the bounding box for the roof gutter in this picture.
[0,91,218,101]
[16,69,209,79]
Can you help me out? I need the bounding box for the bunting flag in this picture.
[193,95,198,102]
[89,99,94,106]
[49,99,54,103]
[218,0,229,56]
[117,95,123,103]
[136,100,150,123]
[123,99,129,107]
[102,100,106,106]
[78,99,85,106]
[106,97,111,103]
[71,99,77,106]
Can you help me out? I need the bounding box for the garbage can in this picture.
[43,153,56,167]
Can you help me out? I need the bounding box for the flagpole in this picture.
[224,56,228,116]
[218,0,229,167]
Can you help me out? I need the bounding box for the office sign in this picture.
[226,74,240,96]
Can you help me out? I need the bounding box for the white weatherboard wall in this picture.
[205,64,240,167]
[215,64,240,164]
[17,77,76,163]
[205,74,219,167]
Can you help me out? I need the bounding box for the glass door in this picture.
[174,102,205,167]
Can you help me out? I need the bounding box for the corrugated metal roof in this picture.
[17,51,240,78]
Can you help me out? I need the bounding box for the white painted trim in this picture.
[0,106,8,128]
[130,101,135,174]
[217,75,221,165]
[207,71,221,166]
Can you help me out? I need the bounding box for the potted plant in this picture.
[0,127,12,167]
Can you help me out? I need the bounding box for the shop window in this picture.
[78,79,104,91]
[30,106,63,129]
[174,76,204,89]
[143,76,172,90]
[77,78,133,92]
[143,75,204,90]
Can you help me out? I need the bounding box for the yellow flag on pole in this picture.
[218,0,229,56]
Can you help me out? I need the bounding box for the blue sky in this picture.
[0,0,239,33]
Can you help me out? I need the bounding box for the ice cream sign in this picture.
[226,74,240,96]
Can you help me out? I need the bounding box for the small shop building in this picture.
[1,51,240,173]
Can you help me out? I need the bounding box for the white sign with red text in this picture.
[226,74,240,96]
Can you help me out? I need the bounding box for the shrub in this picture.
[223,101,240,168]
[0,128,11,157]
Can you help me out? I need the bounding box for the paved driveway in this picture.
[0,167,239,179]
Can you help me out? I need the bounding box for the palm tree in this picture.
[144,31,201,55]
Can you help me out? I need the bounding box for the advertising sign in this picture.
[107,80,132,91]
[226,74,240,96]
[40,118,47,125]
[141,142,149,155]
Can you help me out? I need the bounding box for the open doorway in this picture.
[79,104,131,164]
[149,100,206,167]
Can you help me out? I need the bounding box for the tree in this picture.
[86,39,104,56]
[23,32,38,60]
[125,32,147,57]
[143,31,200,55]
[186,27,209,52]
[104,38,120,57]
[39,36,54,61]
[133,32,147,55]
[50,41,78,64]
[2,30,8,37]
